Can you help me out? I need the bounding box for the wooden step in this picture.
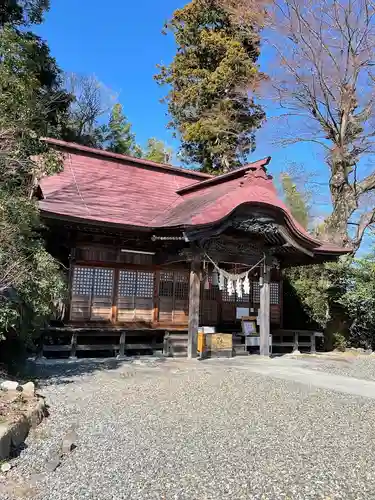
[167,334,188,357]
[233,346,248,356]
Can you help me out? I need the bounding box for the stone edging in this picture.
[0,398,47,460]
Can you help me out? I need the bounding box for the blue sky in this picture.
[35,0,331,217]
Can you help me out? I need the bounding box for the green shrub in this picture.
[332,333,347,352]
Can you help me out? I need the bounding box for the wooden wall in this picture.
[69,244,282,328]
[70,264,190,326]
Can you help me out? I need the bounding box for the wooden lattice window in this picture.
[222,285,236,302]
[93,268,114,297]
[136,272,154,298]
[118,271,154,298]
[270,282,280,305]
[175,273,189,300]
[118,270,137,297]
[159,272,174,297]
[159,271,189,299]
[70,266,114,322]
[72,267,94,295]
[72,267,114,296]
[251,281,279,304]
[252,281,260,303]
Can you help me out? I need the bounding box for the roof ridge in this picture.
[176,157,272,195]
[41,138,213,180]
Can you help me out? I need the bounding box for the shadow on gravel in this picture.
[23,356,166,387]
[24,358,128,387]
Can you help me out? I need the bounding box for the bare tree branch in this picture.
[266,0,375,250]
[353,207,375,246]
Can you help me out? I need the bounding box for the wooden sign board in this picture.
[210,333,233,351]
[206,333,233,357]
[241,316,258,336]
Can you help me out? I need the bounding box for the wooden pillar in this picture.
[293,332,300,353]
[259,265,270,357]
[117,332,126,359]
[311,333,316,354]
[188,258,200,359]
[37,331,45,360]
[163,331,171,357]
[70,333,77,360]
[111,269,119,324]
[67,247,76,322]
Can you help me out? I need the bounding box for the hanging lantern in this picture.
[211,268,219,287]
[243,275,250,295]
[204,275,210,290]
[219,271,225,291]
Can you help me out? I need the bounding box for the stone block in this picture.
[1,381,20,392]
[21,382,35,398]
[27,400,46,428]
[10,416,29,448]
[0,425,11,461]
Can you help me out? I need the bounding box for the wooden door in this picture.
[158,271,189,325]
[91,268,114,320]
[117,270,154,322]
[70,266,114,322]
[200,276,219,325]
[70,266,94,321]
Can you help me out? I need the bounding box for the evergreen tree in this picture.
[143,138,172,164]
[0,0,49,27]
[155,0,265,173]
[0,0,72,140]
[281,173,310,230]
[0,3,67,361]
[105,103,141,156]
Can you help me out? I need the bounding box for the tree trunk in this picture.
[325,161,357,248]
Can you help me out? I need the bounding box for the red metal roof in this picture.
[42,138,212,179]
[39,139,349,255]
[39,139,210,227]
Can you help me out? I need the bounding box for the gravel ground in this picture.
[286,353,375,381]
[2,356,375,500]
